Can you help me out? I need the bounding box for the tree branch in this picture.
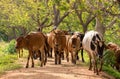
[85,13,96,26]
[75,9,84,26]
[57,10,70,26]
[106,17,117,29]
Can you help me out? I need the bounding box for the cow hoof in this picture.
[44,62,46,65]
[31,65,34,68]
[82,60,85,63]
[67,59,69,62]
[96,73,99,75]
[40,64,43,67]
[26,66,28,68]
[55,62,57,65]
[88,68,92,70]
[58,62,61,64]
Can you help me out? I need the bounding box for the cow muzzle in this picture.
[15,46,19,49]
[55,44,59,47]
[72,45,76,48]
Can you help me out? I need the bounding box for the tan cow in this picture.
[107,42,120,72]
[73,32,85,62]
[16,32,47,68]
[53,29,67,64]
[67,34,82,64]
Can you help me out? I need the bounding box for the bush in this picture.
[5,40,16,54]
[103,50,116,66]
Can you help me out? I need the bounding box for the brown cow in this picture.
[107,42,120,72]
[53,30,67,64]
[46,33,54,58]
[74,32,85,62]
[16,32,47,68]
[48,29,69,64]
[68,34,83,64]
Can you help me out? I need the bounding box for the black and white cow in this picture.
[82,30,105,75]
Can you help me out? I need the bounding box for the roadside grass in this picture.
[103,65,120,79]
[78,51,120,79]
[0,42,22,75]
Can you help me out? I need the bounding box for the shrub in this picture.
[5,40,16,54]
[103,50,116,66]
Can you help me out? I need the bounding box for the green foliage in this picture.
[103,50,120,78]
[0,30,8,41]
[103,50,116,66]
[103,66,120,79]
[5,40,16,54]
[0,54,22,74]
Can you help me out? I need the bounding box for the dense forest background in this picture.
[0,0,120,45]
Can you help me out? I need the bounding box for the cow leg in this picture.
[81,49,85,62]
[49,48,52,58]
[21,49,23,57]
[55,51,57,64]
[65,49,69,62]
[93,54,99,75]
[88,54,92,70]
[66,52,69,62]
[71,52,75,64]
[95,59,99,75]
[18,49,20,58]
[26,52,31,68]
[99,58,103,72]
[76,51,79,60]
[44,47,47,65]
[61,52,64,60]
[40,49,45,67]
[72,51,77,64]
[71,52,73,63]
[31,52,34,68]
[58,52,61,64]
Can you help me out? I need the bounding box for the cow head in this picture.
[52,29,65,51]
[106,42,119,51]
[90,33,105,58]
[96,40,105,58]
[16,36,25,49]
[71,35,79,49]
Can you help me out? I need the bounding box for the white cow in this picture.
[82,30,105,75]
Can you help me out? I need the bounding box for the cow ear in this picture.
[95,40,99,45]
[53,30,57,35]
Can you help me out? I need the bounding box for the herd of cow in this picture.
[15,29,120,75]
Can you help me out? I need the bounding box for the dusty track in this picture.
[0,58,115,79]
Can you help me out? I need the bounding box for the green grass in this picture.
[0,54,22,74]
[78,51,120,79]
[103,65,120,79]
[0,42,22,75]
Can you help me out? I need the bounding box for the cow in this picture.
[67,34,81,64]
[46,33,54,58]
[67,32,85,64]
[16,32,47,68]
[107,42,120,72]
[82,30,105,75]
[50,29,68,64]
[74,32,85,62]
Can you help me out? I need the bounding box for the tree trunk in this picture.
[37,26,43,32]
[12,27,16,39]
[95,17,105,36]
[83,25,88,34]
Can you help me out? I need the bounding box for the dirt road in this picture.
[0,58,115,79]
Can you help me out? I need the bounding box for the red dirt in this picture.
[0,58,115,79]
